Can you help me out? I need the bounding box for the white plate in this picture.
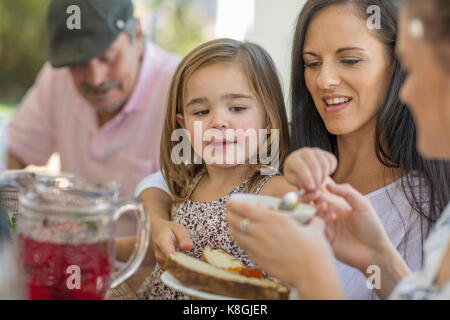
[161,271,298,300]
[161,271,243,300]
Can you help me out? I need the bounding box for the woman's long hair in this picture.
[290,0,450,237]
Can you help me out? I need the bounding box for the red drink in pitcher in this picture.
[14,175,149,300]
[18,234,114,300]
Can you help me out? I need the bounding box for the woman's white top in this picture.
[389,203,450,300]
[336,175,433,299]
[135,170,170,197]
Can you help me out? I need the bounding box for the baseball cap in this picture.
[46,0,134,68]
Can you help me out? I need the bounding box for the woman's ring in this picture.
[239,218,251,234]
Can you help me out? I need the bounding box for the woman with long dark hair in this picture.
[290,0,448,222]
[228,0,450,299]
[285,0,450,299]
[282,0,450,299]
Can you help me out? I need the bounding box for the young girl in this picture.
[136,38,296,299]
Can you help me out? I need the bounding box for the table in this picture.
[105,282,138,300]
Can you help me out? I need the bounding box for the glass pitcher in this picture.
[0,200,25,300]
[0,241,26,299]
[16,175,149,300]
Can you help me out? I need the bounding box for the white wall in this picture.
[245,0,306,118]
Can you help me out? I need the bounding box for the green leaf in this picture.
[75,213,98,232]
[0,200,15,240]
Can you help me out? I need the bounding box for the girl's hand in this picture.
[283,147,337,193]
[227,199,345,299]
[151,217,194,268]
[139,188,194,269]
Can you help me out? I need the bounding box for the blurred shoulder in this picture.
[35,62,73,85]
[145,41,181,69]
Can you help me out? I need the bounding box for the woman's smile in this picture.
[322,95,353,113]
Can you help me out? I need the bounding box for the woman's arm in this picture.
[324,183,412,299]
[369,242,412,299]
[226,199,346,299]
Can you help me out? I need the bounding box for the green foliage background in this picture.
[0,0,213,106]
[141,0,213,56]
[0,0,50,105]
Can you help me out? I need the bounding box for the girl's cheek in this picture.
[234,117,263,132]
[189,128,204,153]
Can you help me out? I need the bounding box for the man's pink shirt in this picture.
[9,41,180,197]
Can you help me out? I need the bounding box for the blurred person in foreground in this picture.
[227,0,450,299]
[7,0,180,237]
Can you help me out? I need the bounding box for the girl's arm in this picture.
[139,187,193,267]
[115,171,194,268]
[115,184,174,267]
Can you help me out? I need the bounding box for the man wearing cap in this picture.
[7,0,180,236]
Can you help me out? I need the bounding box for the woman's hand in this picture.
[282,147,349,216]
[320,183,411,299]
[283,147,337,193]
[227,199,345,299]
[319,183,393,272]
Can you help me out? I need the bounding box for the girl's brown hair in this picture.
[160,38,290,201]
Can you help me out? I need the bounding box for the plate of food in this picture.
[161,247,290,300]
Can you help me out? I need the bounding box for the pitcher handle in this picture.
[111,197,150,289]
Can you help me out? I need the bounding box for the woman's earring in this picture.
[409,19,424,39]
